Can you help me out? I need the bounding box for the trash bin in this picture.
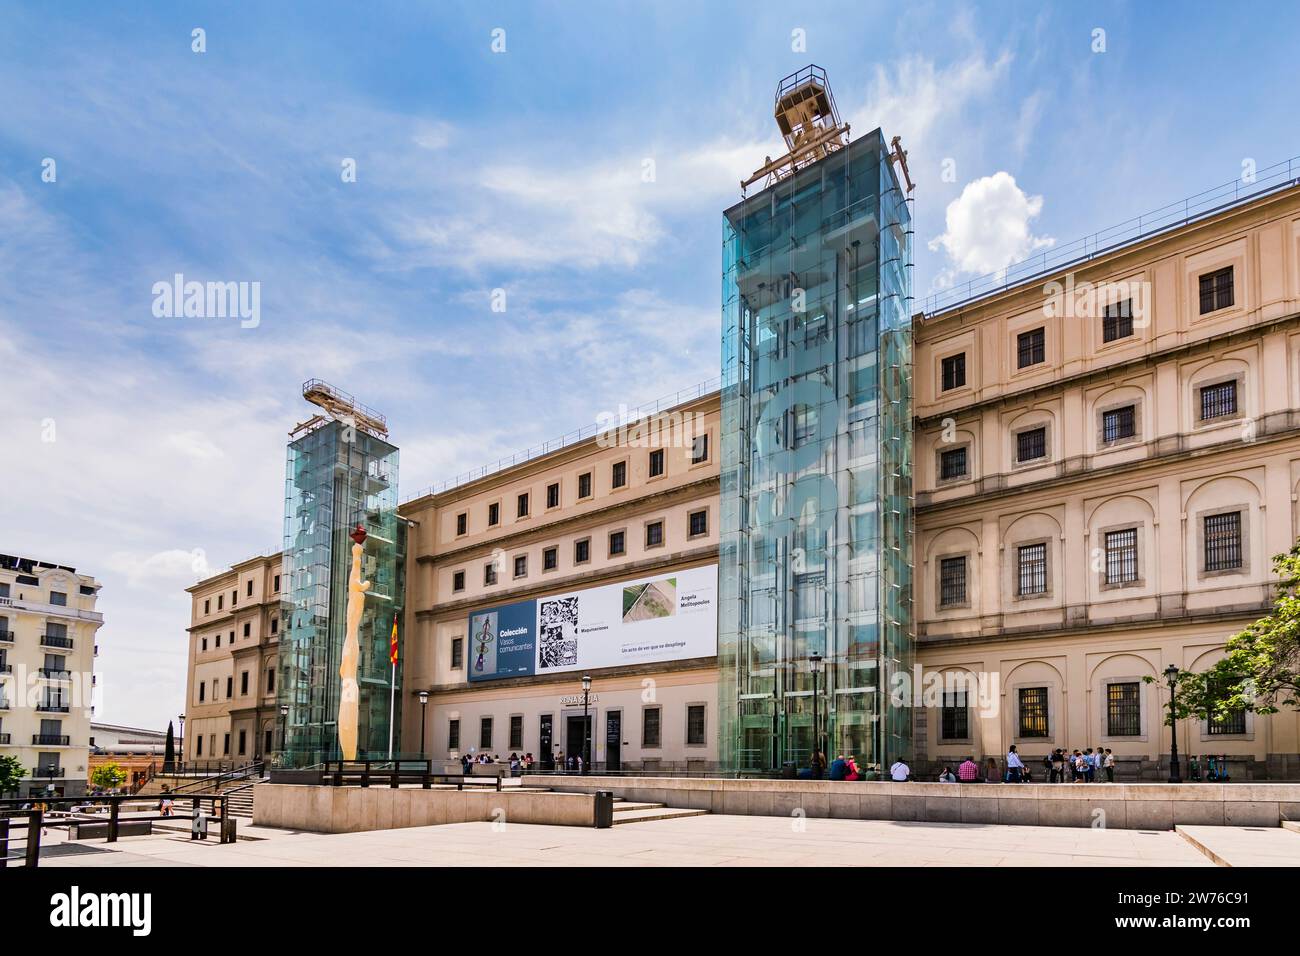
[594,790,614,829]
[781,762,798,779]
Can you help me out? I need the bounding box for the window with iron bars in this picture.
[940,691,968,740]
[938,556,967,607]
[1203,511,1242,572]
[1104,528,1139,585]
[1017,327,1045,368]
[939,446,968,481]
[1198,266,1234,314]
[1017,543,1048,596]
[1102,299,1134,342]
[1102,405,1136,443]
[1199,380,1237,421]
[1016,427,1047,462]
[1206,677,1247,735]
[1106,682,1141,736]
[1018,687,1049,737]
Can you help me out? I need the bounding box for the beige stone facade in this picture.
[912,184,1300,779]
[184,552,283,768]
[398,391,721,771]
[0,554,102,797]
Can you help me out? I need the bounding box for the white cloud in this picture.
[928,171,1054,277]
[106,549,211,587]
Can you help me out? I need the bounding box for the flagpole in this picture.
[387,657,396,760]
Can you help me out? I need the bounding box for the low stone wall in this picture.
[525,775,1300,830]
[253,783,597,833]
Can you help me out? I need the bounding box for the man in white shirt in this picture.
[889,758,910,781]
[1006,745,1025,783]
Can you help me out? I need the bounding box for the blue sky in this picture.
[3,1,1297,729]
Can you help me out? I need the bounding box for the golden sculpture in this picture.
[339,524,370,760]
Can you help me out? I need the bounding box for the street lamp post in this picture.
[809,653,823,775]
[418,690,429,759]
[582,674,592,775]
[178,713,185,771]
[1164,665,1182,783]
[277,703,289,765]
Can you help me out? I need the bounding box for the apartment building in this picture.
[0,553,102,798]
[183,551,283,768]
[398,389,721,772]
[912,182,1300,779]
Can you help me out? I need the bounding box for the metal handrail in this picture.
[924,156,1300,316]
[166,760,264,796]
[401,376,722,502]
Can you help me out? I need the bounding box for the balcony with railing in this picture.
[32,734,71,746]
[35,702,71,713]
[38,667,71,680]
[40,634,73,649]
[0,629,13,643]
[31,766,64,778]
[0,733,10,744]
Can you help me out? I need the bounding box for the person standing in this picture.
[1104,748,1115,783]
[1005,745,1025,783]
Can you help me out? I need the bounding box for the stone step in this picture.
[1283,821,1299,835]
[611,806,709,825]
[1176,824,1300,867]
[611,801,666,813]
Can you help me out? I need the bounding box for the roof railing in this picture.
[924,155,1300,317]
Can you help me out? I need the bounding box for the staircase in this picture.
[222,784,258,819]
[610,796,708,825]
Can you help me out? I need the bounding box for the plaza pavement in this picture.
[36,813,1238,867]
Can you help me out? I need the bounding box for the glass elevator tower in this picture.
[719,67,913,774]
[277,381,405,767]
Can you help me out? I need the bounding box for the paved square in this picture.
[40,814,1220,867]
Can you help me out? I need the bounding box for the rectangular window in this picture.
[246,580,253,597]
[487,502,500,526]
[49,590,67,607]
[546,483,560,508]
[226,676,233,698]
[645,521,664,548]
[452,570,465,592]
[642,706,662,748]
[270,617,278,635]
[648,449,665,478]
[204,599,210,615]
[199,683,206,702]
[688,509,708,537]
[456,512,467,536]
[940,691,968,740]
[939,446,968,481]
[217,595,223,611]
[1199,380,1238,421]
[479,716,493,750]
[686,704,706,746]
[1016,327,1045,368]
[196,736,203,756]
[1017,543,1048,596]
[1106,682,1141,736]
[611,461,627,489]
[941,353,966,391]
[273,574,280,592]
[1104,528,1139,585]
[1206,678,1247,735]
[240,671,249,695]
[484,563,497,586]
[1102,405,1136,443]
[1204,512,1243,572]
[517,493,529,518]
[223,733,230,756]
[265,729,273,754]
[448,719,460,751]
[691,434,709,464]
[1018,687,1049,738]
[575,539,590,564]
[238,729,247,756]
[543,546,558,571]
[1103,299,1134,342]
[1016,427,1047,463]
[513,554,527,578]
[578,472,592,499]
[608,531,625,556]
[509,715,523,750]
[938,556,967,607]
[243,621,251,638]
[451,637,463,669]
[266,668,275,693]
[1198,266,1234,314]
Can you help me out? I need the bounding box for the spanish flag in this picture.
[389,614,399,665]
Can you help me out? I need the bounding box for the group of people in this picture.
[1044,748,1116,783]
[459,752,536,775]
[894,745,1119,784]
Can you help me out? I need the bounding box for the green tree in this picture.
[90,761,128,791]
[1164,543,1300,722]
[0,754,26,796]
